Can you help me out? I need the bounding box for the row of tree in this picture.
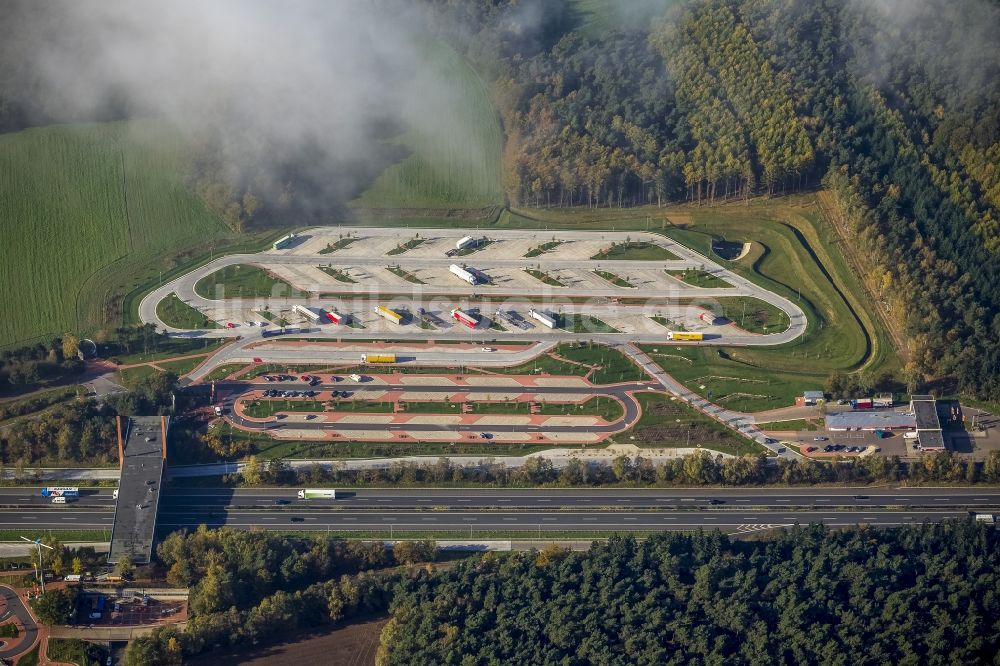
[240,449,1000,489]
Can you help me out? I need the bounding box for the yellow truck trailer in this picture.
[667,331,704,341]
[375,305,403,325]
[361,354,396,363]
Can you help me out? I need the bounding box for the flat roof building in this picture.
[910,395,947,452]
[108,416,168,565]
[826,411,916,431]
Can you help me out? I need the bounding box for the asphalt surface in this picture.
[139,228,807,348]
[5,487,1000,510]
[0,585,38,660]
[0,507,978,532]
[214,378,651,434]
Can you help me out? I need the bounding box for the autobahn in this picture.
[0,506,980,534]
[2,487,998,516]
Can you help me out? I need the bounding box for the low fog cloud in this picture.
[20,0,478,214]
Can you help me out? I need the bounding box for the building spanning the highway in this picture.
[108,416,168,565]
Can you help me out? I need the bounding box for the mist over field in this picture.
[5,0,497,219]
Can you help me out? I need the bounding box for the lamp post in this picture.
[20,536,54,593]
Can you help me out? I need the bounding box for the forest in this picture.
[377,521,1000,665]
[125,520,1000,665]
[425,0,1000,401]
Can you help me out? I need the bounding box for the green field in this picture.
[710,296,790,334]
[0,120,232,348]
[351,39,503,209]
[195,264,303,299]
[156,292,219,329]
[641,344,822,413]
[159,356,207,376]
[629,393,766,456]
[571,0,682,37]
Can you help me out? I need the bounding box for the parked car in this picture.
[813,436,828,441]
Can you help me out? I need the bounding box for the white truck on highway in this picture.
[297,489,337,499]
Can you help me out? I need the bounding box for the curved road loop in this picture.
[140,228,808,347]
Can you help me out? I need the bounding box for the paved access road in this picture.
[0,585,38,661]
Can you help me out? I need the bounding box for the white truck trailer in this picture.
[297,489,338,499]
[528,308,557,329]
[449,264,478,285]
[293,304,322,322]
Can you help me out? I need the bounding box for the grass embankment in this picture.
[760,419,821,431]
[562,314,619,334]
[665,269,732,288]
[0,623,18,638]
[195,264,304,299]
[525,269,564,287]
[591,240,678,261]
[629,393,767,456]
[499,343,647,384]
[317,266,357,283]
[351,38,503,209]
[0,119,234,349]
[111,338,225,366]
[0,529,110,542]
[156,293,219,329]
[640,344,819,413]
[593,270,635,288]
[203,363,249,382]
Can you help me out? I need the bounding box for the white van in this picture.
[52,496,67,504]
[113,489,119,500]
[903,431,919,439]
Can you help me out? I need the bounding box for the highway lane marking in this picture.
[458,499,471,503]
[815,499,829,502]
[262,517,276,521]
[60,517,78,521]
